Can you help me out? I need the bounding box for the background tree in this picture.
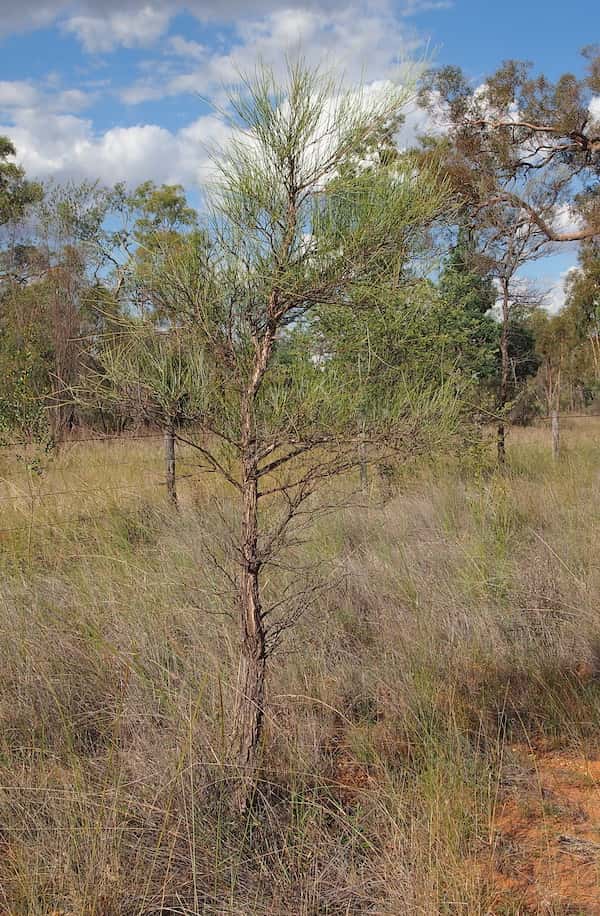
[0,136,41,232]
[436,228,498,388]
[417,72,556,461]
[530,305,581,455]
[84,323,213,506]
[565,240,600,389]
[418,51,600,245]
[0,138,44,441]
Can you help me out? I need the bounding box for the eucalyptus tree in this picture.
[0,136,41,232]
[530,304,586,456]
[418,51,600,246]
[418,66,567,462]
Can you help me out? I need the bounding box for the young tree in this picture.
[102,62,458,809]
[530,304,584,457]
[34,183,115,442]
[85,322,213,506]
[0,138,45,441]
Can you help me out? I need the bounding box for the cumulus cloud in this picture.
[2,68,429,193]
[543,267,578,314]
[0,80,93,121]
[63,6,172,53]
[0,0,439,189]
[2,103,232,189]
[0,0,441,52]
[120,4,423,107]
[0,81,40,108]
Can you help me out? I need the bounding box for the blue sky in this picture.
[0,0,597,306]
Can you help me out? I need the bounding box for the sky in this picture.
[0,0,597,308]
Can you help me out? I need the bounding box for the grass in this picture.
[0,419,600,913]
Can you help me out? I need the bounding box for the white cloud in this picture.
[552,202,585,238]
[0,80,93,121]
[1,61,426,192]
[52,88,92,112]
[0,0,439,190]
[543,267,578,314]
[168,35,207,60]
[64,6,172,52]
[120,3,423,107]
[0,81,40,108]
[1,102,232,188]
[0,0,441,52]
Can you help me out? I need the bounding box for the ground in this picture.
[488,743,600,914]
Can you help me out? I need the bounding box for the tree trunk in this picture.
[551,408,560,460]
[49,261,80,447]
[231,333,273,811]
[359,420,368,493]
[232,448,267,811]
[164,423,177,508]
[497,277,510,466]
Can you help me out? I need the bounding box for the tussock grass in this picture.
[0,421,599,913]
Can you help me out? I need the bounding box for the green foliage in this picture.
[83,324,215,429]
[506,304,540,386]
[0,136,42,227]
[437,231,498,383]
[129,180,197,243]
[0,361,50,445]
[566,241,600,336]
[0,272,53,442]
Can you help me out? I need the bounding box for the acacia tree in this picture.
[99,62,459,808]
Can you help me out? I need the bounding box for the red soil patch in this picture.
[488,744,600,913]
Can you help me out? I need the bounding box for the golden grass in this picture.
[0,419,599,913]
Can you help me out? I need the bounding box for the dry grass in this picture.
[1,419,600,914]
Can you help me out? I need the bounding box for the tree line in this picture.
[0,55,599,808]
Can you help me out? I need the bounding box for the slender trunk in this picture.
[164,423,177,508]
[590,333,600,381]
[551,408,560,460]
[551,364,561,461]
[231,337,272,811]
[232,443,267,811]
[359,419,368,493]
[50,264,78,447]
[497,277,510,466]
